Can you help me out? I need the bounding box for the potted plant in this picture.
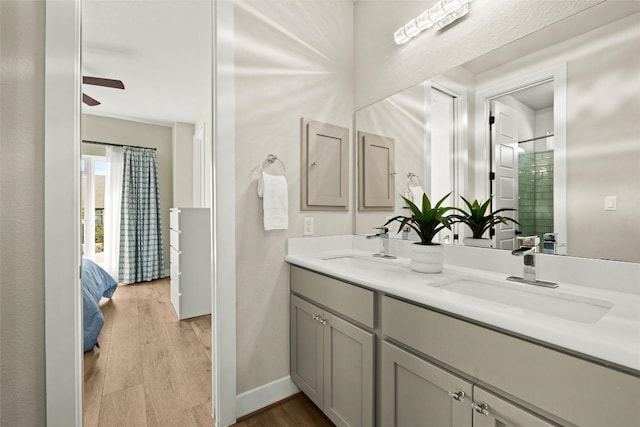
[384,193,455,273]
[452,196,519,248]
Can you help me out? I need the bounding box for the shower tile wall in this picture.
[518,151,554,242]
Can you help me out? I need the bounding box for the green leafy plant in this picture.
[451,196,519,239]
[384,193,456,245]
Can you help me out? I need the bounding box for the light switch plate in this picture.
[604,196,617,211]
[304,217,314,235]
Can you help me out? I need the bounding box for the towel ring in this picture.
[260,154,286,175]
[407,172,422,187]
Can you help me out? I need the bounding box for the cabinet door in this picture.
[290,295,325,409]
[301,119,350,210]
[323,312,374,427]
[358,131,395,210]
[473,387,555,427]
[381,341,472,427]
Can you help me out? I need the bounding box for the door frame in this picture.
[475,63,567,254]
[44,0,238,425]
[425,76,469,241]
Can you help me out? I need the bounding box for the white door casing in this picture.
[44,0,234,425]
[426,76,469,241]
[491,100,519,250]
[475,64,567,254]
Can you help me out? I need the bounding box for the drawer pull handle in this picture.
[448,390,465,402]
[471,402,489,416]
[311,314,328,325]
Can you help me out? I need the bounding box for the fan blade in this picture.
[83,76,125,90]
[82,93,101,106]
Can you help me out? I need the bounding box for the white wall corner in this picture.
[235,376,300,419]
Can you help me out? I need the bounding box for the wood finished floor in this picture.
[83,278,215,427]
[232,394,333,427]
[84,278,333,426]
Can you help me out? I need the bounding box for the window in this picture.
[81,156,107,263]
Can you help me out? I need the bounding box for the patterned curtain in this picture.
[119,147,165,283]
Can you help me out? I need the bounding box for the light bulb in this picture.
[394,28,410,45]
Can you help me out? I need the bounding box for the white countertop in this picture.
[286,240,640,374]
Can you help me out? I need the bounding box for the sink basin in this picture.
[433,278,613,323]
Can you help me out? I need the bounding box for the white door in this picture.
[430,88,456,243]
[491,100,519,250]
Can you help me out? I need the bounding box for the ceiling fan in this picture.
[82,76,125,106]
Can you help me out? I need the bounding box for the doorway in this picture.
[42,0,226,425]
[80,0,214,424]
[476,64,567,254]
[425,76,469,243]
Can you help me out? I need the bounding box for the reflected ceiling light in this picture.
[394,0,472,45]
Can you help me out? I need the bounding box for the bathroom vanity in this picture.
[287,236,640,427]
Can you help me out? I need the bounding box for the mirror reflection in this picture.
[355,11,639,263]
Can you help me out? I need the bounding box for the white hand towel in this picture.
[259,172,288,231]
[409,185,425,204]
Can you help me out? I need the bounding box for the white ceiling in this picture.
[82,0,211,125]
[508,81,554,111]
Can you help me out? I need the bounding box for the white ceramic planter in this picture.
[410,244,444,273]
[463,237,494,248]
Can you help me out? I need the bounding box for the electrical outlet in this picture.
[604,196,617,211]
[304,217,314,236]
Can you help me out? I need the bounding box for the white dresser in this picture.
[169,208,211,319]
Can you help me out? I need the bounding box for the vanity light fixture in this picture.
[394,0,472,45]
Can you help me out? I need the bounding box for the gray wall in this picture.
[172,122,195,208]
[475,13,640,262]
[0,0,47,425]
[354,0,604,109]
[233,0,354,393]
[355,84,427,234]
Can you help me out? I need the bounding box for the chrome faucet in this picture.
[507,246,558,288]
[366,227,397,259]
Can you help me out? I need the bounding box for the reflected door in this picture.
[430,88,456,243]
[491,100,519,250]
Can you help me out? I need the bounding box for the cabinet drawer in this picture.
[169,228,181,251]
[472,386,554,427]
[170,246,181,268]
[169,208,181,231]
[291,266,374,329]
[381,296,640,427]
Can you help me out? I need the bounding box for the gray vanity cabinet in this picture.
[472,387,554,427]
[290,295,325,409]
[380,341,472,427]
[290,268,375,427]
[381,295,640,427]
[322,311,374,427]
[380,340,554,427]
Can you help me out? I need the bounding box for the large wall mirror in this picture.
[354,3,640,263]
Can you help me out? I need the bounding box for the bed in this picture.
[82,258,117,352]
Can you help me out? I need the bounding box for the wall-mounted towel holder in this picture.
[407,172,422,187]
[260,154,286,176]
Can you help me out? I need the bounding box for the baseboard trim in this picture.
[236,376,300,419]
[236,392,302,422]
